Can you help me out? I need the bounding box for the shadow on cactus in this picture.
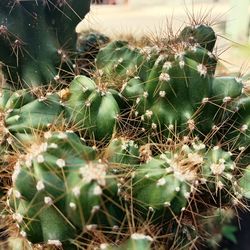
[0,0,91,87]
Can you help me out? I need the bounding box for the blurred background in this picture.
[78,0,250,75]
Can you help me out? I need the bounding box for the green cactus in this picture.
[169,208,236,250]
[178,24,217,52]
[103,137,140,165]
[0,0,91,86]
[0,144,11,199]
[225,95,250,151]
[8,131,127,247]
[95,29,248,149]
[96,40,144,81]
[0,87,63,147]
[197,76,244,136]
[131,140,238,222]
[106,233,153,250]
[65,75,122,141]
[77,31,110,76]
[121,45,219,137]
[1,20,250,250]
[96,24,217,83]
[239,165,250,199]
[77,31,110,55]
[203,208,237,249]
[94,27,222,139]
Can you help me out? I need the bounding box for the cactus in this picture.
[95,29,222,139]
[1,19,250,250]
[78,31,110,55]
[0,0,91,86]
[203,208,237,248]
[0,87,63,147]
[96,40,144,81]
[131,139,239,222]
[65,75,122,141]
[77,31,110,76]
[7,133,242,248]
[103,136,140,165]
[225,95,250,151]
[168,207,236,250]
[8,131,124,248]
[106,233,153,250]
[239,165,250,199]
[178,24,216,52]
[95,30,247,147]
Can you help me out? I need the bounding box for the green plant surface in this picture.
[0,87,63,148]
[65,75,122,141]
[0,0,91,86]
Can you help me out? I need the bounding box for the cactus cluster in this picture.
[0,2,250,250]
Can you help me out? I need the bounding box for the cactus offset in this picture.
[0,87,63,148]
[65,75,122,141]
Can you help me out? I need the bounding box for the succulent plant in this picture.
[77,31,110,76]
[106,233,153,250]
[225,95,250,152]
[131,139,240,222]
[0,87,63,147]
[8,131,123,248]
[178,24,216,52]
[0,0,91,86]
[95,29,246,148]
[1,17,250,250]
[103,136,140,165]
[96,40,144,81]
[77,31,110,56]
[65,75,122,141]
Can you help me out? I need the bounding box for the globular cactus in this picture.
[96,41,144,81]
[77,31,110,55]
[167,207,236,250]
[0,0,91,86]
[202,208,237,249]
[121,44,217,137]
[95,28,221,139]
[8,131,124,248]
[239,165,250,199]
[199,76,244,136]
[103,136,140,165]
[1,19,250,250]
[178,24,216,52]
[96,23,217,82]
[0,87,63,147]
[106,233,153,250]
[95,28,247,149]
[131,139,239,222]
[65,75,122,141]
[77,31,110,76]
[207,78,249,166]
[7,129,243,249]
[225,95,250,152]
[0,144,11,199]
